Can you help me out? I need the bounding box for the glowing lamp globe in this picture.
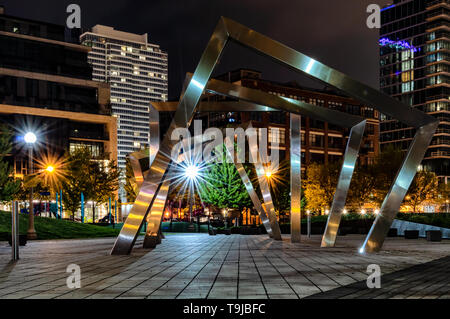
[24,132,37,144]
[185,165,199,180]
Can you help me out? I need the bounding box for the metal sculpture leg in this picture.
[149,104,160,166]
[128,150,150,191]
[110,19,228,255]
[361,121,438,253]
[290,114,302,243]
[248,133,282,240]
[143,178,170,248]
[224,137,273,237]
[321,120,366,247]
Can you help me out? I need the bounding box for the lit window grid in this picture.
[82,33,168,169]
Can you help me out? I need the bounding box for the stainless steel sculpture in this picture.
[112,17,437,255]
[116,78,364,253]
[290,114,301,243]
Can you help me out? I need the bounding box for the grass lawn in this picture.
[0,211,121,241]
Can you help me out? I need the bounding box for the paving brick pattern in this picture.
[0,234,449,299]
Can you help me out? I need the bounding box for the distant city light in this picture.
[343,209,348,215]
[360,209,366,215]
[374,209,380,215]
[24,132,37,144]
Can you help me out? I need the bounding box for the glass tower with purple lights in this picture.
[380,0,450,184]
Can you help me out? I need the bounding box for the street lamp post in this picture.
[307,210,311,238]
[184,164,199,231]
[24,132,37,240]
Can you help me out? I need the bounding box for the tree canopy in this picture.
[198,147,252,211]
[0,124,20,202]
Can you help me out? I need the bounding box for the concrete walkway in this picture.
[0,234,449,299]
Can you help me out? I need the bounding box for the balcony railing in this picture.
[427,0,450,9]
[436,128,450,134]
[426,94,450,101]
[430,150,450,157]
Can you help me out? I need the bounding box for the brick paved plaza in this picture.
[0,234,449,299]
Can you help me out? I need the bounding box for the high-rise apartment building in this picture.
[380,0,449,183]
[0,8,117,180]
[80,26,168,173]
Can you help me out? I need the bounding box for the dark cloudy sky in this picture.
[2,0,391,99]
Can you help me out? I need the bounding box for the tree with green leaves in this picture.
[403,170,439,213]
[61,146,119,222]
[61,147,91,220]
[0,124,21,202]
[199,148,252,211]
[87,157,120,222]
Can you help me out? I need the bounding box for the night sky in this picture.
[2,0,391,99]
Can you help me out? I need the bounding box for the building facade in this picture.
[80,25,168,174]
[380,0,450,183]
[0,8,117,178]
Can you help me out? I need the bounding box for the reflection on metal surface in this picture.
[112,16,437,255]
[321,120,366,247]
[290,114,301,243]
[128,149,149,191]
[245,124,282,240]
[149,103,160,167]
[143,178,170,248]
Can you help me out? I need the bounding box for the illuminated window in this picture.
[268,127,285,144]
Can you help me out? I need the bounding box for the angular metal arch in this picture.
[111,17,438,255]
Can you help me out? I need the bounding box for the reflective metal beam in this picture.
[110,19,229,255]
[290,113,301,243]
[244,124,282,240]
[321,120,366,247]
[205,79,363,129]
[149,103,160,167]
[360,121,438,253]
[128,150,149,191]
[143,178,170,248]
